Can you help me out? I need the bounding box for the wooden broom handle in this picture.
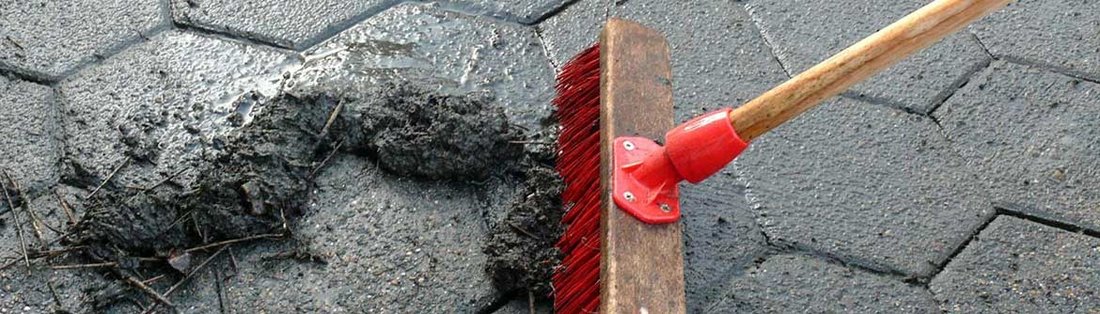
[729,0,1012,142]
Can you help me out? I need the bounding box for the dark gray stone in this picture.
[972,0,1100,81]
[203,155,501,312]
[437,0,571,24]
[170,0,394,50]
[291,3,555,132]
[0,76,59,195]
[58,30,295,189]
[933,61,1100,226]
[714,254,938,313]
[930,216,1100,313]
[0,0,163,80]
[681,174,768,313]
[539,0,789,120]
[736,97,991,277]
[742,0,989,114]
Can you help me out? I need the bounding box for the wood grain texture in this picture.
[599,18,686,313]
[729,0,1013,141]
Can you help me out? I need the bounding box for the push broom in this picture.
[551,0,1012,312]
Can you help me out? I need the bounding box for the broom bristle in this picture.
[552,44,601,314]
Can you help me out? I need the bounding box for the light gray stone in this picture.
[736,97,991,277]
[0,0,164,80]
[971,0,1100,81]
[437,0,571,24]
[933,61,1100,226]
[715,254,938,313]
[0,76,59,195]
[930,216,1100,313]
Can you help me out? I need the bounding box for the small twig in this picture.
[318,100,344,137]
[142,274,167,285]
[1,171,30,271]
[310,139,344,177]
[528,289,536,314]
[142,246,229,314]
[48,280,64,309]
[124,275,175,308]
[55,190,77,226]
[509,140,553,145]
[50,262,118,270]
[183,233,284,254]
[140,168,190,191]
[87,157,130,199]
[4,173,48,248]
[509,223,540,240]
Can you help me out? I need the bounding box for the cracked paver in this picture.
[0,76,59,195]
[930,216,1100,313]
[742,0,989,114]
[934,61,1100,227]
[714,254,939,313]
[436,0,571,24]
[59,30,295,189]
[736,97,991,277]
[0,0,163,80]
[971,0,1100,81]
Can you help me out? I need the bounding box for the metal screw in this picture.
[623,141,636,151]
[623,191,635,202]
[659,203,671,212]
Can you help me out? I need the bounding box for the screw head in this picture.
[623,141,636,151]
[659,203,671,212]
[623,191,635,202]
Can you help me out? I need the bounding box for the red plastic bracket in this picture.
[611,137,681,224]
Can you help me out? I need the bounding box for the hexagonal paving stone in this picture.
[715,254,938,313]
[0,0,163,80]
[0,76,59,195]
[539,0,789,119]
[290,2,555,131]
[972,0,1100,81]
[436,0,571,24]
[58,30,295,189]
[170,0,396,50]
[742,0,989,114]
[736,97,991,277]
[933,61,1100,226]
[930,216,1100,313]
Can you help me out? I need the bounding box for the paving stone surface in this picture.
[742,0,989,114]
[680,174,768,313]
[0,76,60,195]
[170,0,394,50]
[972,0,1100,81]
[736,97,991,277]
[539,0,790,120]
[291,2,556,131]
[436,0,570,24]
[714,254,939,313]
[930,216,1100,313]
[58,30,295,189]
[178,155,502,312]
[934,61,1100,226]
[0,0,164,80]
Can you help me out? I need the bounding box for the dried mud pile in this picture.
[3,81,564,311]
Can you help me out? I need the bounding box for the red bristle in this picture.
[552,44,602,314]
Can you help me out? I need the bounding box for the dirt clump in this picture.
[483,129,564,297]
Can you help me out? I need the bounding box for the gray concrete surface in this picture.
[0,0,164,80]
[1,0,1099,312]
[930,216,1100,313]
[972,0,1100,81]
[742,0,990,114]
[0,77,59,195]
[715,254,939,313]
[736,97,991,277]
[934,61,1100,227]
